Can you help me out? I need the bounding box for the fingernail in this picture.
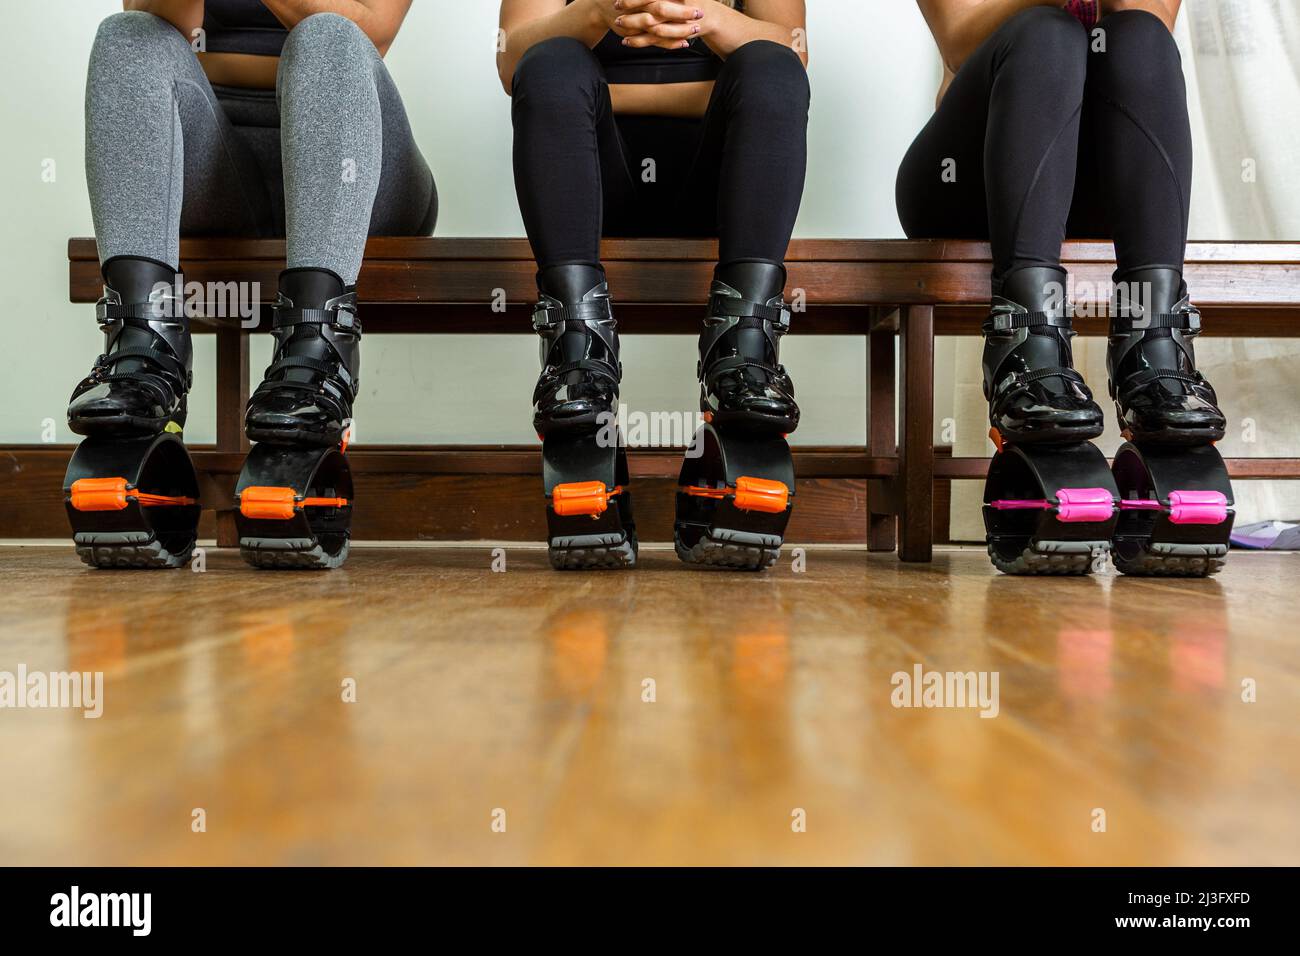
[695,8,703,17]
[692,24,700,34]
[615,16,623,26]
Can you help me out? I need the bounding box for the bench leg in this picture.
[899,305,934,563]
[867,322,897,552]
[215,326,250,549]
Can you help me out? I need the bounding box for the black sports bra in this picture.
[567,0,744,83]
[202,0,289,56]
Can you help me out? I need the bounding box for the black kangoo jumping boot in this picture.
[980,267,1117,575]
[698,260,798,437]
[1106,268,1233,577]
[1107,267,1226,445]
[245,268,360,447]
[68,257,191,439]
[531,264,621,438]
[982,265,1104,446]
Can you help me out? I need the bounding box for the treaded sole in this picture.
[548,536,637,570]
[988,541,1107,576]
[1113,543,1227,578]
[674,533,781,571]
[239,538,349,570]
[75,538,192,570]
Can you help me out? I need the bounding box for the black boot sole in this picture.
[1119,425,1227,447]
[245,425,340,448]
[992,423,1105,445]
[68,413,178,440]
[534,409,610,439]
[706,410,797,438]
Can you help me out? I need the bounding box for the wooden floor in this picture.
[0,543,1296,866]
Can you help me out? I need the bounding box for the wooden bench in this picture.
[12,237,1298,558]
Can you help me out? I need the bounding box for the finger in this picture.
[645,20,701,39]
[644,1,704,22]
[615,12,665,31]
[622,33,691,49]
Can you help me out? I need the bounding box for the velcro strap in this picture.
[96,301,178,323]
[266,355,334,377]
[533,299,612,329]
[1111,311,1200,334]
[265,355,355,391]
[273,307,357,330]
[708,294,789,327]
[986,311,1072,334]
[102,346,187,379]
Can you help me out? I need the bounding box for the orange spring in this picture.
[681,475,790,514]
[239,486,349,521]
[70,477,196,512]
[550,481,624,517]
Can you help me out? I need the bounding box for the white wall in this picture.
[0,0,937,447]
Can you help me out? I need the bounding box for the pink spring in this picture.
[989,487,1114,523]
[1120,490,1228,525]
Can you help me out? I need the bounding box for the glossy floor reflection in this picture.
[0,544,1296,865]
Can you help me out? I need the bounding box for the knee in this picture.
[715,40,810,117]
[996,7,1088,92]
[1002,5,1089,50]
[280,12,375,80]
[92,10,190,59]
[1091,9,1183,87]
[511,37,602,108]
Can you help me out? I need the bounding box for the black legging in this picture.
[895,7,1193,291]
[510,36,810,270]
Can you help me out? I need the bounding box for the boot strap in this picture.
[96,298,184,324]
[984,311,1072,334]
[94,344,188,381]
[273,307,359,331]
[700,354,788,395]
[1110,308,1201,335]
[1117,367,1205,395]
[532,299,612,331]
[261,354,355,392]
[707,294,790,332]
[992,365,1090,403]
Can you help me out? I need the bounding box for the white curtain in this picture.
[948,0,1300,540]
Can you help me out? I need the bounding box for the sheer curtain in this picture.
[947,0,1300,540]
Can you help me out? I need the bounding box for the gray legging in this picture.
[85,10,436,285]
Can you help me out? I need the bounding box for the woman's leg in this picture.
[510,37,637,436]
[72,10,274,438]
[899,6,1089,288]
[1084,9,1224,442]
[246,12,437,446]
[896,7,1103,444]
[278,12,436,283]
[681,40,810,435]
